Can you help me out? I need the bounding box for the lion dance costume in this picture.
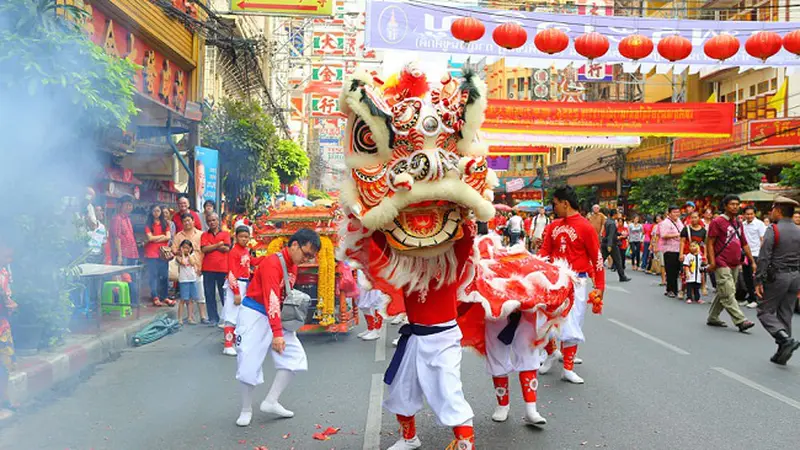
[337,64,574,449]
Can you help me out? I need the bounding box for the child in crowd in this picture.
[0,244,17,421]
[222,226,258,356]
[683,242,704,305]
[177,240,202,324]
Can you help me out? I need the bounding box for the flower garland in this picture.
[266,236,288,255]
[317,235,336,327]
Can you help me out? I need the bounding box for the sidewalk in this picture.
[7,306,176,406]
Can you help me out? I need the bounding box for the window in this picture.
[749,85,756,97]
[757,81,769,94]
[738,88,744,100]
[720,94,726,103]
[770,78,778,90]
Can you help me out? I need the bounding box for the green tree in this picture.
[201,98,280,202]
[627,175,680,216]
[575,185,599,212]
[308,188,331,201]
[678,154,763,200]
[779,163,800,188]
[273,139,310,189]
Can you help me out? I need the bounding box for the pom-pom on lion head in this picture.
[339,63,496,256]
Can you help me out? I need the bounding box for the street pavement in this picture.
[1,270,800,450]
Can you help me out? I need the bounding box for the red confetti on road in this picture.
[312,433,330,441]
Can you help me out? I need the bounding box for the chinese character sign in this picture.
[312,31,344,56]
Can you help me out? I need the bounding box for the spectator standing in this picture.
[616,217,629,270]
[201,213,231,326]
[793,212,800,226]
[530,207,550,251]
[755,197,800,365]
[602,210,630,282]
[658,206,684,298]
[706,195,756,332]
[0,244,17,421]
[85,187,98,231]
[110,196,140,305]
[200,200,216,231]
[163,207,176,245]
[588,204,606,238]
[641,217,654,272]
[680,212,707,297]
[651,215,665,284]
[741,206,767,309]
[703,208,714,229]
[144,205,172,307]
[507,211,524,246]
[683,243,704,304]
[173,195,202,233]
[172,213,209,324]
[629,216,644,271]
[86,206,107,264]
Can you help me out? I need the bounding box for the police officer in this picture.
[755,196,800,365]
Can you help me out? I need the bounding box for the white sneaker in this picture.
[746,301,758,309]
[235,410,252,427]
[362,328,380,341]
[357,329,371,338]
[259,401,294,418]
[392,337,400,347]
[561,369,585,384]
[387,436,422,450]
[223,346,237,356]
[539,353,557,374]
[391,314,405,325]
[491,404,510,422]
[523,403,547,425]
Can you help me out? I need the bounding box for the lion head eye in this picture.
[352,119,378,155]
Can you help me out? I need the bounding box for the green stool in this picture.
[102,281,132,317]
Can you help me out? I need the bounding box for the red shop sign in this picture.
[749,118,800,150]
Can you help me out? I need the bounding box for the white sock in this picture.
[264,369,294,405]
[240,382,254,413]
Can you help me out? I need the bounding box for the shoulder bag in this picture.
[277,252,311,332]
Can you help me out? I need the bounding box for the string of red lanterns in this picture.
[447,17,799,63]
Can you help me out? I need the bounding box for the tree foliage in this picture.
[308,188,331,201]
[779,163,800,188]
[574,185,599,213]
[678,154,763,200]
[273,139,310,187]
[627,175,680,217]
[201,98,280,202]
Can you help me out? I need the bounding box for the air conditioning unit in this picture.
[508,91,515,99]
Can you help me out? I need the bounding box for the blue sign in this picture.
[195,146,219,209]
[320,138,340,145]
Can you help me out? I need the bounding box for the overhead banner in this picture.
[488,145,550,156]
[230,0,334,16]
[484,100,735,137]
[673,122,747,160]
[366,1,800,68]
[482,131,641,148]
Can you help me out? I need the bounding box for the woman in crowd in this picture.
[628,215,644,271]
[651,215,666,285]
[144,205,173,307]
[641,216,654,272]
[616,216,629,270]
[680,211,708,298]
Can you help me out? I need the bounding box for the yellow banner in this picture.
[230,0,333,16]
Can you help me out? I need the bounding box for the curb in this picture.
[7,310,176,406]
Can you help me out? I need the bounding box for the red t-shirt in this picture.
[643,223,654,241]
[246,248,296,337]
[110,213,138,260]
[227,244,252,296]
[143,222,169,259]
[173,210,202,233]
[523,217,532,233]
[200,230,231,273]
[708,215,746,268]
[539,213,606,291]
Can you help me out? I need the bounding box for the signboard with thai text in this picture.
[484,100,735,138]
[673,121,746,160]
[505,178,525,193]
[230,0,334,17]
[748,118,800,150]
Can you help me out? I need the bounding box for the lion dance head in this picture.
[338,62,497,258]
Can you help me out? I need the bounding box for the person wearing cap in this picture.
[755,196,800,365]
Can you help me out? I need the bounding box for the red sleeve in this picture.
[537,222,555,258]
[228,250,240,295]
[584,222,605,291]
[111,216,122,239]
[193,211,202,230]
[145,226,152,235]
[200,232,212,248]
[260,257,284,338]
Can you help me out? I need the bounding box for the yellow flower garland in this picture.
[266,236,288,255]
[317,235,336,326]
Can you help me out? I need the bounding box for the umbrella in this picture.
[282,194,314,207]
[494,204,512,212]
[514,200,543,212]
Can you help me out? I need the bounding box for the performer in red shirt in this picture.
[538,186,605,384]
[221,226,259,356]
[234,229,320,427]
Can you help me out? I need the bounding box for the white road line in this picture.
[712,367,800,411]
[607,318,691,355]
[375,323,387,362]
[363,373,384,450]
[605,285,631,294]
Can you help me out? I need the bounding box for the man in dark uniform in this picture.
[601,209,631,282]
[755,196,800,365]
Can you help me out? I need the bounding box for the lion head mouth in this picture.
[382,200,464,252]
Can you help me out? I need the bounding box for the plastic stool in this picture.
[102,281,132,317]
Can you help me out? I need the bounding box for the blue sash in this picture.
[384,323,457,385]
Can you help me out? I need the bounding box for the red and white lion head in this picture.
[338,63,497,257]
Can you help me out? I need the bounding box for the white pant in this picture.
[560,278,590,345]
[383,321,474,427]
[196,275,206,303]
[357,289,383,310]
[222,280,248,325]
[235,306,308,386]
[484,313,546,376]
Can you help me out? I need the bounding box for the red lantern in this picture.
[703,33,740,62]
[534,28,569,55]
[745,31,782,61]
[574,32,610,60]
[450,17,485,44]
[493,22,528,50]
[784,30,800,56]
[657,35,692,62]
[618,34,653,61]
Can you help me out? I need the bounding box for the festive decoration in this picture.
[588,290,603,314]
[783,30,800,56]
[618,34,653,61]
[745,31,783,62]
[657,34,692,62]
[266,236,288,255]
[534,28,569,55]
[703,33,740,62]
[317,235,336,327]
[492,22,528,50]
[450,17,485,43]
[574,32,609,60]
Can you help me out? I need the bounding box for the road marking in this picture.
[712,367,800,411]
[607,318,690,355]
[363,373,384,450]
[605,285,631,294]
[375,323,387,362]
